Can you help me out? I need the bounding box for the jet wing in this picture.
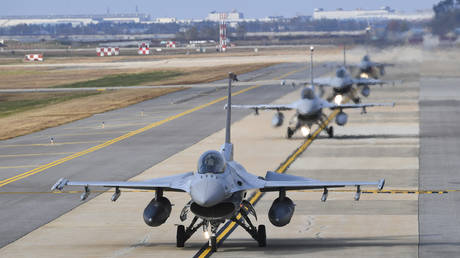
[352,78,387,85]
[231,104,296,111]
[313,77,342,87]
[51,172,194,193]
[260,171,384,191]
[324,101,395,110]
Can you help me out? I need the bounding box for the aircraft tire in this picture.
[287,128,294,139]
[327,126,334,138]
[176,225,185,247]
[257,225,267,247]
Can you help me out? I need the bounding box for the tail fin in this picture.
[222,73,237,161]
[309,46,315,92]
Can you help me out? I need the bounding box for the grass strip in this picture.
[55,70,184,88]
[0,92,100,118]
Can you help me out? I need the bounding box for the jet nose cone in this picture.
[191,177,226,207]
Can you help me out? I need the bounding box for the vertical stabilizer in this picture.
[221,73,237,161]
[309,46,315,92]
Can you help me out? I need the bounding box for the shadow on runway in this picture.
[316,134,417,140]
[263,134,417,141]
[216,236,460,255]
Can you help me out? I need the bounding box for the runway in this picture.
[419,77,460,257]
[0,52,458,257]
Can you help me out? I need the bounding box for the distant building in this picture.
[154,17,177,23]
[207,10,244,22]
[312,6,433,21]
[0,14,150,27]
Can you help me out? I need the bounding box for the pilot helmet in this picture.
[197,150,226,174]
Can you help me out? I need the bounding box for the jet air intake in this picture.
[272,112,284,127]
[268,196,295,227]
[143,196,172,227]
[335,111,348,126]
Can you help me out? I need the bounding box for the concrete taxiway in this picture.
[0,51,458,257]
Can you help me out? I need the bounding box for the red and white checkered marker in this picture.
[24,54,43,61]
[138,42,150,55]
[166,41,176,48]
[97,47,120,57]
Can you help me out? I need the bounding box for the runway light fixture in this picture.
[301,126,310,137]
[204,231,210,239]
[334,95,343,105]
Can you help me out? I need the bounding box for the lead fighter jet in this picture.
[52,72,385,252]
[233,46,395,139]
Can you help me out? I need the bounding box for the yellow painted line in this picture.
[197,99,340,258]
[0,140,104,148]
[0,152,73,158]
[0,70,299,188]
[97,88,106,91]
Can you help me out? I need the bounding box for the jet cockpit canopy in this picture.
[197,150,226,174]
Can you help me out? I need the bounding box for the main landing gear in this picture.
[232,202,266,247]
[176,204,266,251]
[176,216,206,247]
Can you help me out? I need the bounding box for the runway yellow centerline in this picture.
[0,69,300,188]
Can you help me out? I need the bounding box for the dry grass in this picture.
[0,62,277,140]
[0,63,276,89]
[0,88,182,140]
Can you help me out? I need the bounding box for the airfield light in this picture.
[301,126,310,137]
[360,73,369,79]
[334,95,343,105]
[204,231,210,239]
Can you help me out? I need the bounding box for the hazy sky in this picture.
[2,0,439,18]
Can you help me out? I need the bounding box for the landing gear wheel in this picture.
[327,126,334,138]
[176,225,185,247]
[257,225,266,247]
[210,236,217,252]
[287,128,294,139]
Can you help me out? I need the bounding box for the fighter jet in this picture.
[52,72,385,252]
[232,46,395,139]
[356,54,394,79]
[356,24,394,79]
[312,46,394,104]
